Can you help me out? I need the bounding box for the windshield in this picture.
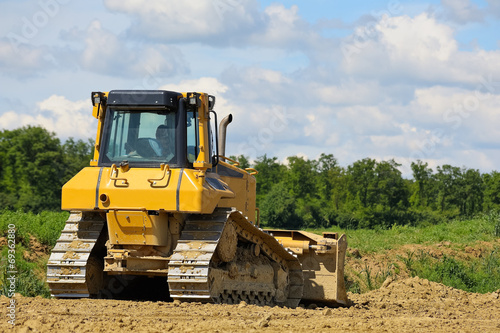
[100,109,178,166]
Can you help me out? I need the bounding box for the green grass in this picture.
[309,212,499,253]
[1,246,50,297]
[313,212,500,294]
[0,210,68,297]
[399,248,500,294]
[0,210,68,247]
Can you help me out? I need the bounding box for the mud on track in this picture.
[2,277,499,333]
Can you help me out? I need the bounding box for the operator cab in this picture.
[97,90,216,169]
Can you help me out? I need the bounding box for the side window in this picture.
[208,116,215,164]
[108,111,131,157]
[186,110,199,163]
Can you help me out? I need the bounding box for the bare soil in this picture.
[2,277,499,333]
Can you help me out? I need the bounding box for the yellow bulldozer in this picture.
[46,90,347,307]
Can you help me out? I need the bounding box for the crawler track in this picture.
[167,208,304,307]
[47,211,105,298]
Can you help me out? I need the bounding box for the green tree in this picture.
[285,156,324,228]
[434,165,460,215]
[0,127,94,212]
[0,126,64,212]
[346,158,377,209]
[318,153,338,201]
[62,138,94,183]
[434,165,484,217]
[461,168,483,216]
[285,156,318,199]
[483,171,500,212]
[254,155,287,206]
[410,160,433,209]
[317,153,347,226]
[374,160,408,211]
[260,182,302,229]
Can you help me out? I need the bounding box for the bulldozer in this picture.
[46,90,348,307]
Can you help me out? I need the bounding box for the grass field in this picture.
[309,211,500,253]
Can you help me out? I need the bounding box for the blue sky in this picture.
[1,0,500,176]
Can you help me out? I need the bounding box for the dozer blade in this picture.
[265,229,348,306]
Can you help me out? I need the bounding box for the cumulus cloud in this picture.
[408,85,500,133]
[104,0,265,46]
[0,38,56,77]
[313,80,384,106]
[0,95,96,140]
[440,0,484,24]
[80,20,189,78]
[159,76,236,120]
[250,4,320,50]
[160,77,228,96]
[485,0,500,18]
[340,13,500,85]
[103,0,321,51]
[220,65,298,106]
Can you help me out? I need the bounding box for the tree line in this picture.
[230,154,500,229]
[1,126,499,230]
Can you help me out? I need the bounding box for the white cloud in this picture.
[251,4,320,49]
[341,13,500,84]
[314,80,383,105]
[160,77,228,96]
[104,0,264,45]
[486,0,500,18]
[196,71,302,157]
[409,85,500,133]
[159,77,251,143]
[441,0,484,24]
[304,106,340,146]
[0,38,55,76]
[379,14,457,62]
[0,95,96,140]
[159,77,234,116]
[103,0,320,51]
[80,20,188,78]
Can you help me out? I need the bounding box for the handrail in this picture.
[147,163,170,185]
[244,168,258,175]
[217,156,258,175]
[217,155,240,166]
[110,164,129,186]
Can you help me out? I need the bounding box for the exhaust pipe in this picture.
[218,114,233,157]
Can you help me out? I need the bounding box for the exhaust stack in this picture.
[218,114,233,157]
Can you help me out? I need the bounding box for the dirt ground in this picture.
[2,277,499,333]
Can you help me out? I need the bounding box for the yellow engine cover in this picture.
[61,167,234,214]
